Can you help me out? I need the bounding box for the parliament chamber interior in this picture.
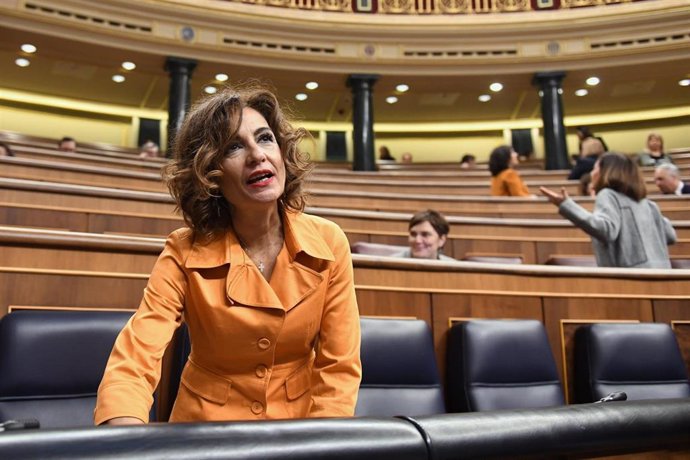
[0,0,690,458]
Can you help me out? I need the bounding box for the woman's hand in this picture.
[539,186,569,206]
[104,417,145,426]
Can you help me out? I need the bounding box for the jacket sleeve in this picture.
[651,201,678,245]
[309,226,362,418]
[506,170,531,197]
[664,218,677,245]
[558,190,621,243]
[94,232,187,424]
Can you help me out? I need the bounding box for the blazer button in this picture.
[257,337,271,350]
[255,365,267,378]
[251,401,264,415]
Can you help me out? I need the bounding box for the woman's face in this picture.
[218,107,285,214]
[647,135,662,152]
[408,220,446,259]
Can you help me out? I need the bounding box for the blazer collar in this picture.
[184,210,334,270]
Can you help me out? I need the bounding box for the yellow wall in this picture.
[2,93,688,160]
[0,103,134,147]
[375,132,505,163]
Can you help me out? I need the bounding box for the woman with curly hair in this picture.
[96,84,361,424]
[541,152,676,268]
[489,145,531,197]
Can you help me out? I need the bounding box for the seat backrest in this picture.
[350,242,407,257]
[446,319,564,412]
[462,255,523,265]
[355,317,445,417]
[670,258,690,269]
[545,255,597,267]
[0,309,134,428]
[574,323,690,403]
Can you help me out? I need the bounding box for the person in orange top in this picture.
[489,145,531,197]
[95,84,362,425]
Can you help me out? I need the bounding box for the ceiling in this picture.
[1,21,690,126]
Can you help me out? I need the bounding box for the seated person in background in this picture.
[576,126,608,153]
[58,136,77,153]
[0,142,15,157]
[489,145,531,197]
[638,133,672,167]
[401,152,413,163]
[459,154,476,169]
[138,140,161,159]
[568,137,605,180]
[540,152,676,268]
[378,145,395,162]
[392,209,455,261]
[654,163,690,195]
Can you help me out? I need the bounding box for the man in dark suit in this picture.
[654,163,690,195]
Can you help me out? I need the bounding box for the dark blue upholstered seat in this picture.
[575,322,690,403]
[0,309,136,428]
[446,319,565,412]
[355,317,446,417]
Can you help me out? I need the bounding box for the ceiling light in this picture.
[586,76,600,86]
[204,86,217,94]
[478,94,491,102]
[20,44,37,54]
[15,58,30,67]
[489,82,503,92]
[121,61,136,71]
[215,73,229,82]
[395,84,409,93]
[679,79,690,87]
[386,96,398,104]
[305,81,319,90]
[575,89,589,97]
[295,93,308,101]
[112,74,125,83]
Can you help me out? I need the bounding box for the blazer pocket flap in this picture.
[181,361,232,405]
[285,362,311,401]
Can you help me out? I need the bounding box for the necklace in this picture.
[233,224,284,276]
[237,239,265,274]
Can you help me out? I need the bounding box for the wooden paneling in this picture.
[355,289,432,325]
[0,268,147,317]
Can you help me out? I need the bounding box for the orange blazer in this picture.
[490,168,531,197]
[95,211,361,424]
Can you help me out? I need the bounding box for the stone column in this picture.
[532,71,569,170]
[165,57,197,156]
[346,74,379,171]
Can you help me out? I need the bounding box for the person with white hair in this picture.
[654,163,690,195]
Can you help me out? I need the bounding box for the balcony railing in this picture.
[229,0,644,14]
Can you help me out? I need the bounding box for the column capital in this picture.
[346,74,379,89]
[164,56,197,76]
[532,71,566,87]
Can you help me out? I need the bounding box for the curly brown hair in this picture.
[164,83,312,241]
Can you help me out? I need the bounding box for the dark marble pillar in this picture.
[165,57,197,156]
[532,71,569,170]
[346,74,379,171]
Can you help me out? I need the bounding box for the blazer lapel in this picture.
[185,231,283,310]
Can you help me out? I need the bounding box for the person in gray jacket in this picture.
[392,209,455,261]
[540,152,676,268]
